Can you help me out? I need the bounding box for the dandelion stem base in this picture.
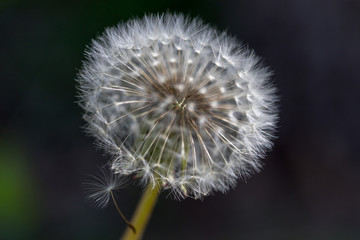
[121,183,160,240]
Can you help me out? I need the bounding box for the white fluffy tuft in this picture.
[83,167,129,208]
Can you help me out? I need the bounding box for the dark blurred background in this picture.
[1,0,359,239]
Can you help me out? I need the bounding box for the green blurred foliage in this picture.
[0,137,39,240]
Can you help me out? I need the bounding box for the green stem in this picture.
[121,183,160,240]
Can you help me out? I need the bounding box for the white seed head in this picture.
[77,13,278,199]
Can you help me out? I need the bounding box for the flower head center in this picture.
[173,98,187,111]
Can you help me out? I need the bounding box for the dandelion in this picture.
[78,13,277,239]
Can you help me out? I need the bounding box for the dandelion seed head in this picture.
[78,13,278,199]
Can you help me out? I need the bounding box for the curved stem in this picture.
[110,191,136,234]
[121,183,160,240]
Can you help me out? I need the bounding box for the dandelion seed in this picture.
[83,167,129,208]
[83,167,136,233]
[78,13,278,200]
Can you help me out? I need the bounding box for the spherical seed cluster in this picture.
[78,13,277,199]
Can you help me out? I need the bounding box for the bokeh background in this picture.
[1,0,359,239]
